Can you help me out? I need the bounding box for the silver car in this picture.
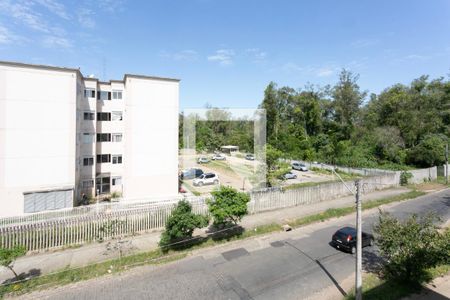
[284,171,297,180]
[292,162,308,171]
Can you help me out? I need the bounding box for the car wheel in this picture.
[351,246,356,254]
[198,182,203,186]
[214,180,219,185]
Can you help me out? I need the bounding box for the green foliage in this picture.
[407,134,448,167]
[159,200,209,251]
[208,186,250,226]
[373,211,449,283]
[0,246,27,279]
[400,171,413,185]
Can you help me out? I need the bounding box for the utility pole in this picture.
[446,144,448,185]
[355,179,362,300]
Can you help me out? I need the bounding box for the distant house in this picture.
[220,145,239,154]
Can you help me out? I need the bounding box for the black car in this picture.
[330,227,374,254]
[179,168,204,180]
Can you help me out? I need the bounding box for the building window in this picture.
[112,155,122,164]
[82,179,94,188]
[97,133,111,142]
[83,111,95,120]
[82,133,95,144]
[111,111,123,121]
[83,156,94,166]
[112,176,122,186]
[112,133,123,142]
[97,112,111,121]
[97,91,111,100]
[112,90,123,100]
[96,154,111,163]
[96,177,110,194]
[84,88,95,98]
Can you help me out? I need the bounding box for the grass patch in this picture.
[283,180,337,191]
[209,161,253,177]
[345,265,450,300]
[183,182,201,196]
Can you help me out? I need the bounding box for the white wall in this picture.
[0,65,77,217]
[123,76,179,200]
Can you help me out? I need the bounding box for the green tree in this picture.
[159,200,209,251]
[0,246,26,279]
[207,186,250,227]
[407,134,447,167]
[332,69,367,139]
[373,211,446,283]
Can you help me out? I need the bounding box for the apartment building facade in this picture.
[0,61,179,217]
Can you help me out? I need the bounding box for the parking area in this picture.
[179,153,335,195]
[280,168,335,187]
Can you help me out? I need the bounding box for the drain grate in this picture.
[222,248,250,261]
[270,241,285,248]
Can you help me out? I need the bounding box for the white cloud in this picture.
[98,0,126,13]
[77,8,96,28]
[246,48,267,62]
[33,0,70,20]
[316,67,335,77]
[161,49,198,61]
[0,25,20,44]
[42,36,72,48]
[351,38,380,48]
[282,62,304,72]
[207,49,235,66]
[403,54,430,61]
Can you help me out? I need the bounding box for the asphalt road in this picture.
[19,189,450,300]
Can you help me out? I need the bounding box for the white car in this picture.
[284,172,297,180]
[192,173,219,186]
[212,154,226,160]
[292,162,308,171]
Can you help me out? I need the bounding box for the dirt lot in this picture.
[180,152,335,195]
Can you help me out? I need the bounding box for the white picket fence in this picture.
[0,166,431,252]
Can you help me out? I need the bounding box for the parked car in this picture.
[197,157,210,164]
[292,162,308,171]
[212,153,226,160]
[245,154,255,161]
[193,173,219,186]
[179,168,204,180]
[283,171,297,180]
[330,227,374,254]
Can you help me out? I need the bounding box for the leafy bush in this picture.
[159,200,209,251]
[0,246,27,279]
[400,171,413,185]
[373,211,448,283]
[207,186,250,227]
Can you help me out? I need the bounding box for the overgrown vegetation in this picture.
[374,212,450,283]
[259,70,450,169]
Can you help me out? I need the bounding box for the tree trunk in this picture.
[7,265,19,280]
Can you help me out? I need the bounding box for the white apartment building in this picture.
[0,61,179,217]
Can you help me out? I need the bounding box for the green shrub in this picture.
[400,171,413,185]
[207,186,250,227]
[159,200,209,251]
[374,211,448,283]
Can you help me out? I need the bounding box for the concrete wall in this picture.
[123,76,179,201]
[0,64,77,217]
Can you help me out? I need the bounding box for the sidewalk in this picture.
[0,187,409,283]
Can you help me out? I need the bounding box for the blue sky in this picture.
[1,0,449,109]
